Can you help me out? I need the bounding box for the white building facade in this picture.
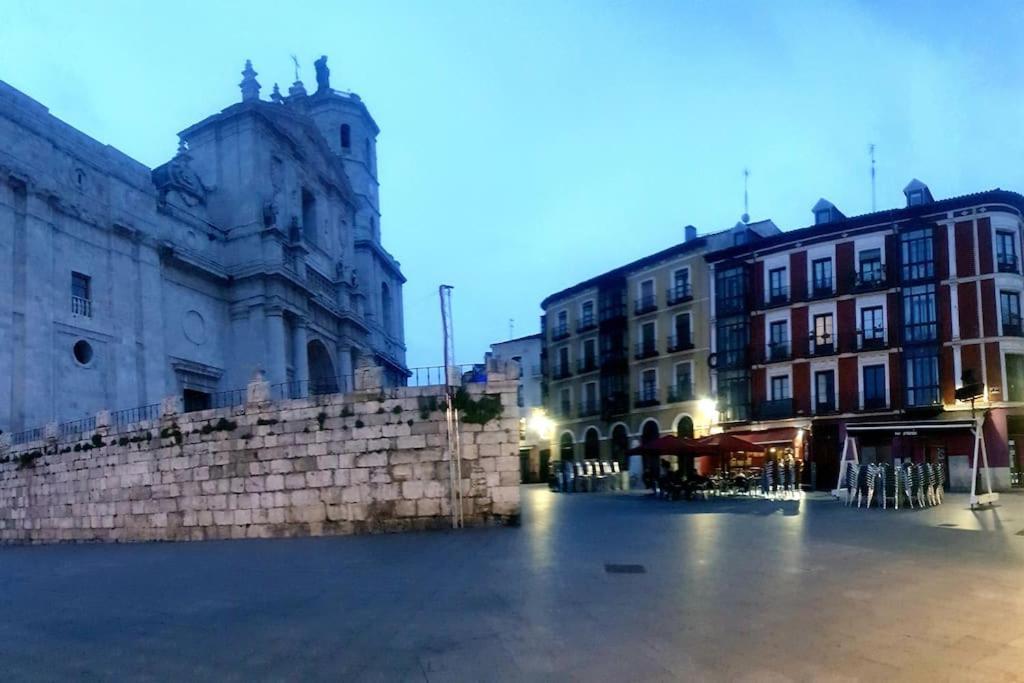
[0,58,408,435]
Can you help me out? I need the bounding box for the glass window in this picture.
[997,231,1018,271]
[642,321,655,345]
[863,364,886,405]
[901,228,934,281]
[558,346,569,371]
[557,310,567,328]
[861,306,884,340]
[858,248,882,282]
[815,209,831,225]
[1001,291,1021,332]
[641,369,657,400]
[814,313,834,348]
[640,280,654,300]
[769,267,786,298]
[674,313,691,346]
[584,382,597,405]
[770,375,790,400]
[559,388,571,415]
[905,349,939,406]
[815,370,835,410]
[675,363,691,388]
[71,272,91,300]
[715,265,747,316]
[769,320,787,345]
[812,258,833,292]
[583,338,596,365]
[581,300,594,322]
[674,268,690,291]
[903,284,937,343]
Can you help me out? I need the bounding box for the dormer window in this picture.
[812,198,843,226]
[903,179,933,207]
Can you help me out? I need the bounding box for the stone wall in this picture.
[0,367,520,544]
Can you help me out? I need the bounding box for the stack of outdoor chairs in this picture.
[841,462,945,509]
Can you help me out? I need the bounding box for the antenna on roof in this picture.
[742,168,750,223]
[869,143,876,212]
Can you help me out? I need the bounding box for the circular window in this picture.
[73,340,94,366]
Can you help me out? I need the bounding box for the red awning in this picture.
[693,433,766,454]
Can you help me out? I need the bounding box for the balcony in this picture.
[764,287,790,308]
[1004,315,1024,337]
[557,402,572,418]
[765,341,791,363]
[667,284,693,306]
[809,278,834,300]
[809,334,836,356]
[600,349,628,369]
[667,383,694,403]
[551,324,570,341]
[578,400,600,418]
[599,301,626,325]
[857,329,887,351]
[903,322,937,345]
[758,398,794,420]
[634,340,659,360]
[635,387,660,408]
[576,356,599,374]
[71,296,93,318]
[667,334,694,353]
[998,254,1019,274]
[814,399,837,415]
[862,396,888,411]
[852,266,887,292]
[603,392,630,416]
[906,386,940,408]
[634,294,658,315]
[716,295,748,317]
[552,364,572,380]
[576,315,597,333]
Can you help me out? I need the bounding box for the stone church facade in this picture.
[0,58,408,435]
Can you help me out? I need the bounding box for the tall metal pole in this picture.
[439,285,463,528]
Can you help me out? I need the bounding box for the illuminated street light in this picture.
[527,409,555,441]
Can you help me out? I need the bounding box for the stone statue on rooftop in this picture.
[314,55,330,93]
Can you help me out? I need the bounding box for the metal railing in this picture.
[577,400,600,417]
[576,316,597,333]
[998,254,1019,274]
[58,416,96,440]
[766,340,791,363]
[906,386,940,407]
[111,404,161,427]
[857,328,887,350]
[667,284,693,305]
[809,334,835,356]
[667,383,693,403]
[810,278,834,299]
[852,265,887,291]
[758,398,794,419]
[634,295,658,315]
[576,357,598,374]
[765,287,789,307]
[634,387,660,407]
[634,341,658,359]
[551,324,570,341]
[667,334,694,353]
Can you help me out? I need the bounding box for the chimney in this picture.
[684,225,697,242]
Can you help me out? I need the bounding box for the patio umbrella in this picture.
[625,435,701,457]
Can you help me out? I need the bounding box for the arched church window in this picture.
[340,124,351,149]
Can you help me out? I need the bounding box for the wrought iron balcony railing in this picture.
[998,254,1019,274]
[634,341,659,360]
[634,387,660,408]
[578,400,600,417]
[758,398,794,420]
[765,287,790,308]
[852,266,887,291]
[1004,315,1024,337]
[576,316,597,333]
[810,278,834,299]
[809,334,835,356]
[906,386,940,408]
[634,294,658,315]
[667,334,694,353]
[551,324,570,341]
[765,341,791,363]
[552,364,572,380]
[862,396,888,411]
[576,356,599,374]
[857,328,887,351]
[667,284,693,306]
[667,383,694,403]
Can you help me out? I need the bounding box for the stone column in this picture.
[293,316,309,390]
[265,307,288,386]
[337,341,354,391]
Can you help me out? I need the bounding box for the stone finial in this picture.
[270,83,283,104]
[240,59,261,102]
[288,79,307,98]
[247,369,271,405]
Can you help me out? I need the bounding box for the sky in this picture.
[3,0,1024,371]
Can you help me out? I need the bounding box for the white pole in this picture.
[833,435,850,497]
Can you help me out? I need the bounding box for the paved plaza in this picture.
[1,486,1023,681]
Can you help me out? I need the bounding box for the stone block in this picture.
[416,499,440,517]
[402,481,424,499]
[265,474,284,491]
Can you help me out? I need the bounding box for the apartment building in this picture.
[541,220,780,464]
[706,181,1024,490]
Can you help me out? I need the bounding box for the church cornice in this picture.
[355,238,406,283]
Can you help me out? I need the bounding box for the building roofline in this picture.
[540,235,710,309]
[492,333,542,345]
[704,188,1024,262]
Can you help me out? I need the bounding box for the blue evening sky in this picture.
[3,1,1023,370]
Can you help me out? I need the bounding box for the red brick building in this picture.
[706,181,1024,490]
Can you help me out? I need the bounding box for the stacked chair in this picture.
[841,461,945,510]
